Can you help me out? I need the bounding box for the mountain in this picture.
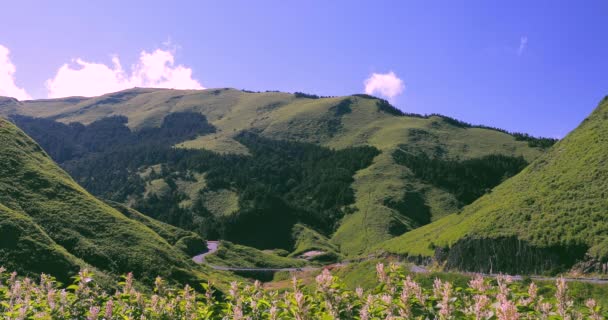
[380,97,608,274]
[0,118,208,285]
[1,88,551,257]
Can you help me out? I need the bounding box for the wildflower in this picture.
[291,275,298,292]
[87,306,100,320]
[555,277,571,317]
[18,306,27,320]
[229,281,239,300]
[104,299,114,319]
[438,282,453,319]
[47,289,56,310]
[204,280,215,304]
[404,276,425,304]
[154,276,164,294]
[315,268,334,291]
[399,286,412,318]
[473,294,490,320]
[294,291,305,309]
[356,287,364,298]
[359,305,370,320]
[381,294,392,305]
[123,272,134,294]
[496,295,519,320]
[519,282,537,306]
[586,299,602,320]
[376,263,387,283]
[269,305,278,320]
[232,303,244,320]
[469,274,488,292]
[433,278,443,299]
[496,274,510,296]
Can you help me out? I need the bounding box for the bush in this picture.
[174,235,207,256]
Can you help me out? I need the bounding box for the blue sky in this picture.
[1,0,607,137]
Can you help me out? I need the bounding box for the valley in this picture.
[3,88,608,318]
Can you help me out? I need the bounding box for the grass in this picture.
[3,88,547,257]
[176,132,250,155]
[199,189,239,216]
[378,97,608,268]
[0,118,218,286]
[205,241,307,268]
[290,224,342,262]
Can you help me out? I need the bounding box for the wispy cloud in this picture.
[46,48,204,98]
[364,71,405,100]
[517,36,528,56]
[0,45,31,100]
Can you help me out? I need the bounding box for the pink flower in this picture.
[469,274,488,292]
[87,306,100,320]
[473,294,490,320]
[315,269,334,291]
[496,294,519,320]
[438,282,453,319]
[586,299,602,320]
[104,299,114,319]
[356,287,364,298]
[376,263,387,284]
[555,277,571,317]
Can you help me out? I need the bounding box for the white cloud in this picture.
[0,45,31,100]
[517,36,528,56]
[364,71,404,100]
[46,49,204,98]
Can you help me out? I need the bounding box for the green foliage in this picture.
[380,98,608,272]
[393,149,528,206]
[290,224,343,262]
[205,241,306,268]
[0,119,203,284]
[513,132,559,149]
[174,235,208,256]
[10,112,216,163]
[56,130,379,249]
[4,88,547,257]
[1,265,607,319]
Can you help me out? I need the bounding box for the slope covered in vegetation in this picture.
[2,88,550,257]
[0,118,206,284]
[380,97,608,274]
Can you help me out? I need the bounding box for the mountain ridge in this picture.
[379,96,608,274]
[1,88,552,257]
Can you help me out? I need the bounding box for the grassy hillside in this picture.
[379,97,608,274]
[205,241,307,268]
[0,118,210,284]
[2,88,549,257]
[0,202,86,284]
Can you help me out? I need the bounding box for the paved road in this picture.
[409,265,608,285]
[193,242,608,283]
[192,241,219,264]
[192,241,323,272]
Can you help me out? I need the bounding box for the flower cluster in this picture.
[0,265,604,319]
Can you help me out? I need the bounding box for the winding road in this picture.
[192,241,608,284]
[192,241,321,272]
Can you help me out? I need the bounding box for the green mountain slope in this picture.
[1,88,550,257]
[0,118,206,284]
[380,97,608,274]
